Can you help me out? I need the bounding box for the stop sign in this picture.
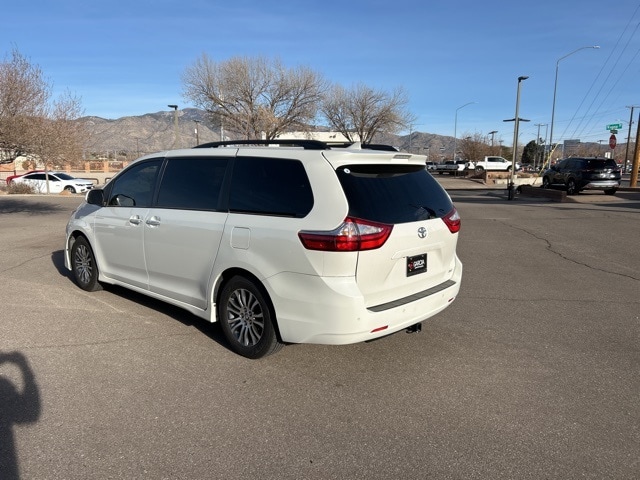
[609,134,617,149]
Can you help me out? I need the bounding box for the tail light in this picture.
[298,217,393,251]
[442,208,461,233]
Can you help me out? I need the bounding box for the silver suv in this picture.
[65,140,462,358]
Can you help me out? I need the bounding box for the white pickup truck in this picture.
[467,156,520,173]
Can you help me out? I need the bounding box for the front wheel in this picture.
[218,276,283,359]
[604,188,617,195]
[542,177,551,189]
[70,236,102,291]
[64,186,76,194]
[475,166,485,174]
[566,178,578,195]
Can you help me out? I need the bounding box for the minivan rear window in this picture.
[337,165,454,224]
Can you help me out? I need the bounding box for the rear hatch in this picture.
[335,163,459,307]
[585,159,621,180]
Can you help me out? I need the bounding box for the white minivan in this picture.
[65,140,462,358]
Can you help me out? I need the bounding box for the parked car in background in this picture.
[65,140,463,359]
[5,170,45,185]
[435,160,467,175]
[542,157,621,195]
[468,156,520,173]
[12,172,94,193]
[426,161,438,171]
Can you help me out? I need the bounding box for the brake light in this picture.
[298,217,393,251]
[442,208,461,233]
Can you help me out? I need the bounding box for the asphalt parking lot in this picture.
[0,191,638,479]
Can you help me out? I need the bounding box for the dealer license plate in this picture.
[407,254,427,277]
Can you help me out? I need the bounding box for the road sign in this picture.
[609,134,617,149]
[607,123,622,131]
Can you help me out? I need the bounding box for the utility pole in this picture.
[624,106,638,174]
[631,109,640,188]
[534,123,546,171]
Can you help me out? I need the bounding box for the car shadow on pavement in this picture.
[51,250,72,280]
[0,198,66,215]
[101,284,230,350]
[50,249,230,351]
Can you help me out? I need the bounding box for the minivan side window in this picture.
[107,159,162,207]
[229,157,313,217]
[156,157,229,211]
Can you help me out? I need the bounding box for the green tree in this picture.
[522,140,538,164]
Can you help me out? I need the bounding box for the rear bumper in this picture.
[265,255,463,344]
[583,180,620,190]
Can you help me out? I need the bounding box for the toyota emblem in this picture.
[417,227,427,238]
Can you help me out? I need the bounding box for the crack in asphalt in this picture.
[501,220,640,282]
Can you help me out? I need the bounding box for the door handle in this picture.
[129,215,141,225]
[146,216,161,227]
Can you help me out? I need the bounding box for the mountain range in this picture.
[79,109,455,161]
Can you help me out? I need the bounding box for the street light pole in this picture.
[168,104,178,149]
[194,120,200,146]
[507,76,528,200]
[547,45,599,168]
[454,102,476,161]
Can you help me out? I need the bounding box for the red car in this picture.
[5,170,45,185]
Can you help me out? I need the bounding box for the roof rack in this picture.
[193,139,399,152]
[319,141,399,152]
[194,139,328,150]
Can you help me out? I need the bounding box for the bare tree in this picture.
[0,48,48,163]
[321,83,415,145]
[182,54,327,140]
[0,48,85,168]
[459,132,494,161]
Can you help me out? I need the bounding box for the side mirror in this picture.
[86,188,104,206]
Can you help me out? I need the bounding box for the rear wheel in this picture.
[70,236,102,291]
[475,166,485,174]
[219,276,283,359]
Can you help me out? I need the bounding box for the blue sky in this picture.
[2,0,639,146]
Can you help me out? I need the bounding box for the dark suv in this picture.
[542,157,621,195]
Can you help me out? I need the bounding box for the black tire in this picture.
[542,177,551,189]
[475,166,485,174]
[604,188,617,195]
[70,236,102,291]
[218,276,283,359]
[566,178,578,195]
[64,186,76,194]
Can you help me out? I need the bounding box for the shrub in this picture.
[7,182,36,194]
